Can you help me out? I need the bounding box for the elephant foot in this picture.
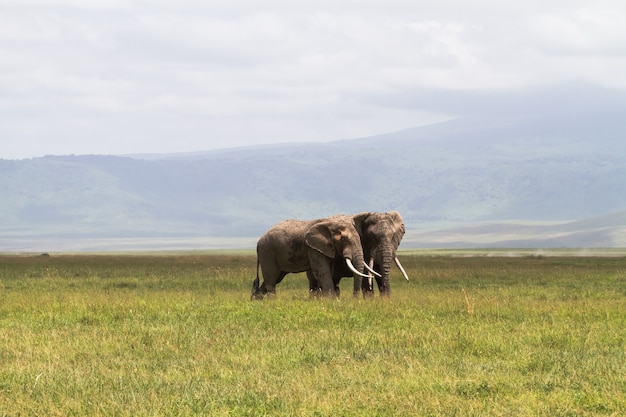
[309,288,322,299]
[251,292,265,300]
[362,289,375,298]
[310,287,339,300]
[251,289,276,300]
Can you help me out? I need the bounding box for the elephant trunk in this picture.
[378,244,394,296]
[345,248,366,297]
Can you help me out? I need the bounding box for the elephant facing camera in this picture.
[307,211,409,297]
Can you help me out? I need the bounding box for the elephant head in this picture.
[353,210,408,296]
[305,216,369,296]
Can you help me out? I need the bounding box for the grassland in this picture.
[1,252,625,416]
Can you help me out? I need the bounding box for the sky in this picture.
[1,0,626,159]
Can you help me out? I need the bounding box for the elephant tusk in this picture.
[345,258,371,279]
[395,256,409,281]
[368,258,375,289]
[363,262,382,278]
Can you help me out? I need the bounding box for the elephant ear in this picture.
[305,222,336,258]
[352,212,371,235]
[388,210,406,247]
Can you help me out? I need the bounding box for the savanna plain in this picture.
[1,251,625,416]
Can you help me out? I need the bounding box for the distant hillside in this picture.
[405,210,626,248]
[1,112,625,250]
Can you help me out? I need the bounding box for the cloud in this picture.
[530,7,626,56]
[1,1,626,158]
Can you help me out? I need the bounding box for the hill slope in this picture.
[1,112,625,249]
[405,210,626,248]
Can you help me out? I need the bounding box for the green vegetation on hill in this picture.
[1,114,625,248]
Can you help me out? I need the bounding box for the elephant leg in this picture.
[352,274,362,297]
[331,259,343,296]
[361,279,375,297]
[376,276,390,296]
[370,261,389,296]
[268,271,289,297]
[307,270,322,298]
[275,271,289,286]
[308,250,336,296]
[257,261,286,298]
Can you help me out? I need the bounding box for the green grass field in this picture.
[1,252,625,416]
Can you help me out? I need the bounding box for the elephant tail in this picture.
[251,258,261,297]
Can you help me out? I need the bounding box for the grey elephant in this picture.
[251,215,371,299]
[308,211,409,297]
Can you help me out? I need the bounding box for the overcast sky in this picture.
[2,0,625,159]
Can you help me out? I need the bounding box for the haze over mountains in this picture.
[2,90,626,251]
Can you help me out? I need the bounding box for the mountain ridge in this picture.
[1,113,625,250]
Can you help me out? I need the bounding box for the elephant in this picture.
[308,211,409,297]
[251,215,372,299]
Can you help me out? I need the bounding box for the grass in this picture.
[0,253,625,416]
